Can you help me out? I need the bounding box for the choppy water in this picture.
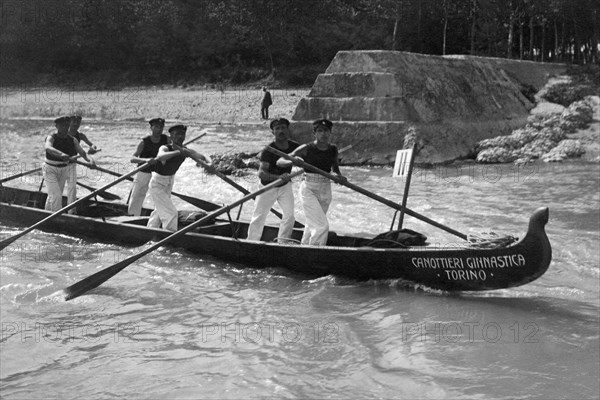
[1,119,599,399]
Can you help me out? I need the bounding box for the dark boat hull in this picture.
[0,186,552,291]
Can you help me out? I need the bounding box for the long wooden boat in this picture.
[0,185,552,291]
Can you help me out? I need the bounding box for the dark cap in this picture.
[54,116,71,125]
[168,124,187,133]
[70,115,82,121]
[269,118,290,129]
[149,117,165,126]
[312,119,333,131]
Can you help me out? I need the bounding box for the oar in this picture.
[80,162,221,211]
[168,191,221,211]
[0,166,42,184]
[267,147,468,240]
[63,169,304,300]
[338,144,353,154]
[184,132,207,146]
[195,159,304,228]
[76,182,121,201]
[0,162,154,251]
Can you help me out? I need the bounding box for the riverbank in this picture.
[1,78,597,170]
[0,86,308,124]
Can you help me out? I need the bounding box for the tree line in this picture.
[1,0,598,86]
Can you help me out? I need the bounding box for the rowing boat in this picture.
[0,185,552,291]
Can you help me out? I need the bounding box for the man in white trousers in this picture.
[246,118,300,242]
[128,117,169,216]
[43,116,95,213]
[147,124,212,231]
[277,119,346,246]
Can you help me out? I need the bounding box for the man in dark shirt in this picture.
[260,87,272,120]
[128,118,168,216]
[43,116,95,212]
[276,119,346,246]
[147,124,212,231]
[246,118,299,242]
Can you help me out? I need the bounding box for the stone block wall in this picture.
[290,50,567,164]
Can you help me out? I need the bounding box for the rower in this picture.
[277,119,346,246]
[246,118,299,243]
[43,116,96,213]
[128,117,169,216]
[147,124,213,231]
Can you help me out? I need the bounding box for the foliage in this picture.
[567,64,600,87]
[542,84,597,107]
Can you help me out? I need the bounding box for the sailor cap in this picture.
[269,118,290,129]
[54,116,71,125]
[168,124,187,133]
[149,117,165,126]
[312,119,333,131]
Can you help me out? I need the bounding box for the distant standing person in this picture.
[276,119,346,246]
[128,118,169,216]
[147,124,212,231]
[261,87,272,120]
[44,116,96,213]
[246,118,299,242]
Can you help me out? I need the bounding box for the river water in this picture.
[1,119,599,399]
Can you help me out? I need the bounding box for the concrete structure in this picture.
[290,51,567,164]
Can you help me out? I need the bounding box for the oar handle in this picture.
[63,169,304,300]
[184,132,206,146]
[338,144,353,154]
[266,146,467,240]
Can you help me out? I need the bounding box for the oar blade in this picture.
[0,234,22,251]
[95,190,121,201]
[77,182,121,200]
[64,260,131,300]
[172,192,221,211]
